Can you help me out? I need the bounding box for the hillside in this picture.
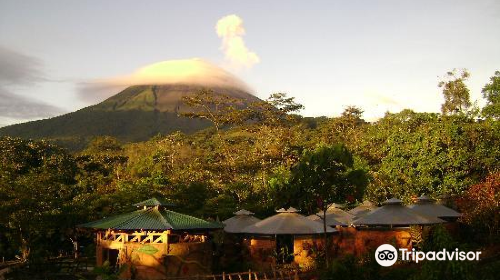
[0,84,260,147]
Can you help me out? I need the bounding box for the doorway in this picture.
[276,235,294,264]
[103,248,119,268]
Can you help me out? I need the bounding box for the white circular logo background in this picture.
[375,244,398,266]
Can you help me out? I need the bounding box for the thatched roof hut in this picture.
[223,209,261,233]
[243,207,336,235]
[408,195,461,220]
[348,200,378,217]
[353,198,445,227]
[243,208,337,269]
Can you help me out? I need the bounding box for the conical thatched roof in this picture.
[348,200,378,217]
[408,195,461,219]
[328,203,347,209]
[353,198,445,226]
[223,209,261,233]
[233,209,254,215]
[243,208,336,235]
[307,204,355,226]
[307,213,348,226]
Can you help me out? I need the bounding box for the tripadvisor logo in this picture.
[375,244,398,266]
[375,244,482,266]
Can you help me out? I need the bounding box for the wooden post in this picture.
[166,230,171,254]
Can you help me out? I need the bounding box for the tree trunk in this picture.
[323,208,329,268]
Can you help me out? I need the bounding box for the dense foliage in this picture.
[0,70,499,264]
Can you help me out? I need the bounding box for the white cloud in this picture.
[76,58,251,103]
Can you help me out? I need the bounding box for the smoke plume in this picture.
[216,14,260,69]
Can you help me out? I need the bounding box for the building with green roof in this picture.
[79,197,222,279]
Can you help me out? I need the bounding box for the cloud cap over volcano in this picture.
[78,58,251,103]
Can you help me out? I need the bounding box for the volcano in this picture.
[0,60,260,149]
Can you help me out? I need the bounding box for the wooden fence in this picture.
[157,268,317,280]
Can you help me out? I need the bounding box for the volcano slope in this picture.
[0,84,260,146]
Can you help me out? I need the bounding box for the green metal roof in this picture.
[133,197,176,207]
[79,207,222,231]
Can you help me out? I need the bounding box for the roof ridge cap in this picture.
[112,208,149,229]
[154,208,173,229]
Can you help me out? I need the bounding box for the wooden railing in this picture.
[156,268,316,280]
[98,230,207,245]
[99,230,168,244]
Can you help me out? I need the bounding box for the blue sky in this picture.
[1,0,499,126]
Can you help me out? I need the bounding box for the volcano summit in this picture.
[0,59,260,148]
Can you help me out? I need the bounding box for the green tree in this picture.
[249,92,304,126]
[318,106,366,147]
[415,225,474,280]
[0,137,79,260]
[481,71,500,119]
[356,110,500,203]
[285,144,368,266]
[439,69,471,115]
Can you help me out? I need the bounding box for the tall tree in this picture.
[481,71,500,119]
[285,144,368,266]
[250,92,304,126]
[319,106,366,147]
[182,89,252,168]
[439,69,471,115]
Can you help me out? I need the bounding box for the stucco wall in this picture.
[97,239,213,279]
[246,236,331,270]
[293,236,329,269]
[247,238,276,270]
[334,227,412,257]
[245,228,413,270]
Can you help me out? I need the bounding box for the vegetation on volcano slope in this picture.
[0,84,259,149]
